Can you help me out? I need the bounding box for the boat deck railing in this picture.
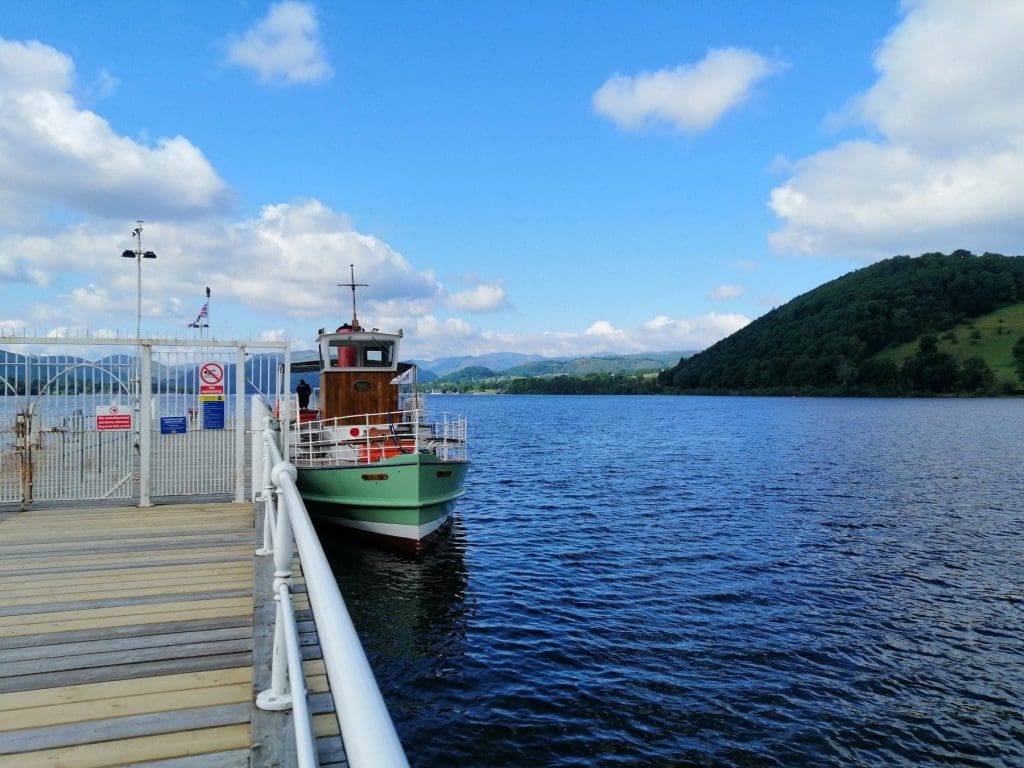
[289,408,468,467]
[255,407,409,768]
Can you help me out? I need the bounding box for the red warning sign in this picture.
[96,405,132,431]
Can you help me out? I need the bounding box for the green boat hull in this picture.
[296,453,468,552]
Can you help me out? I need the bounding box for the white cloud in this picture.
[769,0,1024,258]
[593,47,784,134]
[0,199,443,333]
[447,282,509,312]
[0,36,231,226]
[226,1,332,85]
[68,284,110,313]
[708,284,744,300]
[402,312,750,359]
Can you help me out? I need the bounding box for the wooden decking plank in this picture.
[1,703,250,753]
[1,681,251,731]
[2,554,252,578]
[316,736,347,767]
[0,575,252,607]
[0,588,251,617]
[1,529,253,546]
[0,626,252,665]
[0,723,251,768]
[0,527,252,549]
[0,616,253,650]
[0,651,253,693]
[2,636,253,678]
[0,596,253,637]
[0,565,253,598]
[0,667,252,711]
[121,750,251,768]
[0,532,253,557]
[2,545,253,572]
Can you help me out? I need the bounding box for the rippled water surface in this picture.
[321,396,1024,767]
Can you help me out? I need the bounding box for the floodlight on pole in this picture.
[121,220,157,338]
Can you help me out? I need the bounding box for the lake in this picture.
[321,395,1024,767]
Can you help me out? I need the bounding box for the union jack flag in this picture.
[188,302,209,328]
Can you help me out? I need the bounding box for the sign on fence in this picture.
[96,405,132,431]
[160,416,188,434]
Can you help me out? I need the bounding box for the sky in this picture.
[2,0,1024,360]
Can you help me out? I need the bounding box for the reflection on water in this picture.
[318,520,471,723]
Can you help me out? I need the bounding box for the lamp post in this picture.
[121,220,157,338]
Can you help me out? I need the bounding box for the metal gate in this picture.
[0,336,289,509]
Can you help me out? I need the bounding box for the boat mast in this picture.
[338,264,368,331]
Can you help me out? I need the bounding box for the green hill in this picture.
[659,251,1024,395]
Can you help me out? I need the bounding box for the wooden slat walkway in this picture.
[0,502,346,768]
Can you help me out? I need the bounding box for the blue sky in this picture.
[2,1,1023,359]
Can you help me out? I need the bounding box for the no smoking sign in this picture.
[200,362,224,385]
[200,361,225,397]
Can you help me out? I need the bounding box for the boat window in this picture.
[362,345,392,366]
[330,341,358,367]
[325,339,395,369]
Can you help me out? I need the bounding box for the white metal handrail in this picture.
[290,408,468,467]
[256,415,409,768]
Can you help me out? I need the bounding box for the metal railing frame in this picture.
[289,408,469,467]
[254,408,409,768]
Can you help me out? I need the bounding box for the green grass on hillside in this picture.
[872,302,1024,386]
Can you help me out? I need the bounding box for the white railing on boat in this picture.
[252,400,409,768]
[289,408,468,467]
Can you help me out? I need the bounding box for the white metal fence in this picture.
[0,336,289,508]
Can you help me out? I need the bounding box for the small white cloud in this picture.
[584,320,623,337]
[68,284,109,313]
[82,68,120,101]
[593,47,784,134]
[709,284,744,300]
[447,282,510,312]
[259,329,288,342]
[226,1,332,86]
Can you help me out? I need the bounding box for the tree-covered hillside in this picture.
[658,251,1024,395]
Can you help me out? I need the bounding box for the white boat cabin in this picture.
[314,325,410,421]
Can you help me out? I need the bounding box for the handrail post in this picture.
[256,459,299,712]
[138,343,153,507]
[256,421,276,557]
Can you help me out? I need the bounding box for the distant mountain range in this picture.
[1,347,688,395]
[412,351,688,382]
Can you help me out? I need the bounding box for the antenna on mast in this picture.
[338,264,368,330]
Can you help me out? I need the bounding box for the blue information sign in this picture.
[203,400,225,429]
[160,416,188,434]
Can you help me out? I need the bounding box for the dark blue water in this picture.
[323,396,1024,767]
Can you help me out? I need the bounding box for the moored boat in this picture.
[287,268,468,553]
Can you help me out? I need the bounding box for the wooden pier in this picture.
[0,502,346,767]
